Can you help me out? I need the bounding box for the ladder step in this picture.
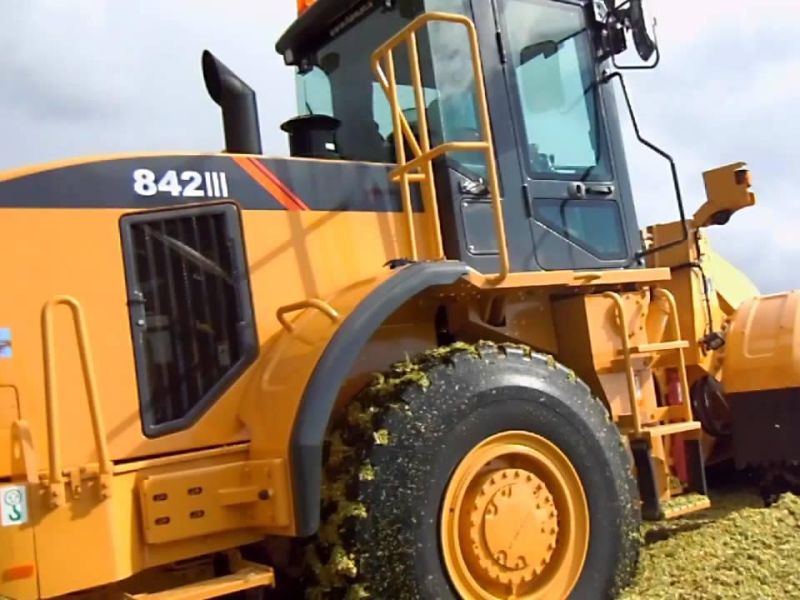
[124,563,274,599]
[661,493,711,520]
[627,340,689,357]
[642,421,701,438]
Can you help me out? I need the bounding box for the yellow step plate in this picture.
[661,493,712,520]
[124,563,274,600]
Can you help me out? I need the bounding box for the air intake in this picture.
[121,204,257,437]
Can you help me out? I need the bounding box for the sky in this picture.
[1,0,797,294]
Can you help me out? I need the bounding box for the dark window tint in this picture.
[535,199,627,260]
[121,204,257,437]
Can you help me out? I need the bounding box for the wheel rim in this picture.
[440,431,589,600]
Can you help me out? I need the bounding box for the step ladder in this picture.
[124,553,274,599]
[603,290,710,520]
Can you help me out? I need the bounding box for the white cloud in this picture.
[0,0,297,162]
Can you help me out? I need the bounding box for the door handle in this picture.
[568,183,615,198]
[585,184,615,196]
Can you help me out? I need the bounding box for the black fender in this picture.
[290,261,468,536]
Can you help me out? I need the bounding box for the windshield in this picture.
[501,0,611,181]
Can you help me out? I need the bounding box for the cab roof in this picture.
[276,0,377,66]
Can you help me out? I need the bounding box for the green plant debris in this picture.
[373,429,390,446]
[327,431,354,468]
[331,546,358,578]
[661,491,709,514]
[347,401,378,429]
[344,584,371,600]
[621,492,800,599]
[321,478,346,503]
[359,462,376,481]
[340,500,368,520]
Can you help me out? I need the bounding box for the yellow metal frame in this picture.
[370,12,510,283]
[603,289,693,437]
[42,296,112,506]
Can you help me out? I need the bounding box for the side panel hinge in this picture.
[522,183,533,218]
[496,30,507,64]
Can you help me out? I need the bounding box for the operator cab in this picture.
[277,0,649,273]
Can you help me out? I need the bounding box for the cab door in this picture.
[489,0,639,271]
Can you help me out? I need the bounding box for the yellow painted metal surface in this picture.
[466,266,671,290]
[139,459,289,544]
[0,484,38,600]
[724,291,800,394]
[0,386,19,477]
[124,562,274,599]
[695,162,756,228]
[30,448,267,598]
[440,431,588,600]
[0,141,443,595]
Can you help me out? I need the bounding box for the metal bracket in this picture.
[139,459,289,545]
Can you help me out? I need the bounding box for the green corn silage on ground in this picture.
[620,491,800,599]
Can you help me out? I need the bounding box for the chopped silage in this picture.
[621,492,800,599]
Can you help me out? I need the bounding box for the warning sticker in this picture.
[1,485,28,526]
[0,328,11,359]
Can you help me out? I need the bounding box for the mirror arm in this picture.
[599,70,688,264]
[612,17,661,71]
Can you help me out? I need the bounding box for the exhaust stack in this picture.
[202,50,263,155]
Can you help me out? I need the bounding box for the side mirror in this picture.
[629,0,656,61]
[592,0,658,66]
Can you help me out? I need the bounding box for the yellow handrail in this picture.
[653,289,693,421]
[603,291,643,434]
[42,296,112,506]
[371,12,510,283]
[276,299,340,334]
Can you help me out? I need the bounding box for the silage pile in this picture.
[621,492,800,599]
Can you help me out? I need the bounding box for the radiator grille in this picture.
[122,204,256,436]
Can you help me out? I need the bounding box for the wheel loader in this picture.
[0,0,795,598]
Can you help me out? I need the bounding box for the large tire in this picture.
[302,342,640,599]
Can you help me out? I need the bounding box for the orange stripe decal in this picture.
[233,157,309,211]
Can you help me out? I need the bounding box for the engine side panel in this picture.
[0,153,425,472]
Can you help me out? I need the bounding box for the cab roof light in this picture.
[297,0,317,15]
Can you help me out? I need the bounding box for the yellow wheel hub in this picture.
[441,432,589,599]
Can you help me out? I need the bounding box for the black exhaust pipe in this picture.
[202,50,262,155]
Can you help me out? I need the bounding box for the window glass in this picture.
[293,0,480,169]
[501,0,611,181]
[535,199,627,259]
